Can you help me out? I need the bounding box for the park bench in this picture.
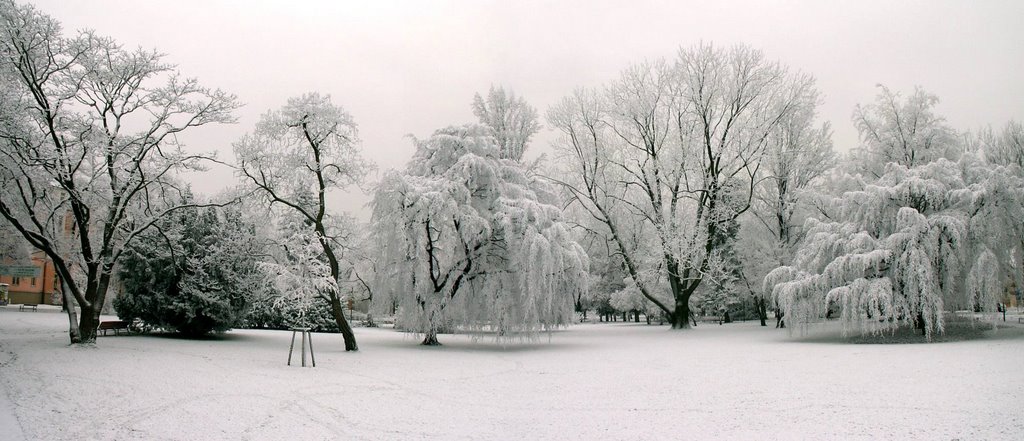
[98,320,129,336]
[696,315,724,325]
[18,303,38,312]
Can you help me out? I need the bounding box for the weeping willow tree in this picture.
[765,157,1024,338]
[372,124,588,345]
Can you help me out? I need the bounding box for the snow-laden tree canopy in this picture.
[851,85,959,177]
[372,124,589,345]
[976,120,1024,170]
[0,1,239,343]
[765,156,1024,338]
[234,93,370,351]
[259,230,340,324]
[472,86,540,162]
[550,43,819,329]
[741,90,836,319]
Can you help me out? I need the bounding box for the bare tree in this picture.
[744,91,835,325]
[978,120,1024,169]
[0,1,238,343]
[234,93,369,351]
[549,43,815,329]
[851,85,958,177]
[472,86,540,162]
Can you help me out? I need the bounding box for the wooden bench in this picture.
[18,304,38,312]
[98,320,130,336]
[696,315,724,325]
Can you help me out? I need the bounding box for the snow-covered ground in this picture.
[1,306,1022,440]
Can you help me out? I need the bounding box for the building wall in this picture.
[0,252,61,305]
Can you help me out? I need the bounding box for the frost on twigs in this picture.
[372,125,588,345]
[766,155,1024,340]
[259,231,340,329]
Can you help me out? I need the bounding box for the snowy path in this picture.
[0,351,26,441]
[1,307,1022,440]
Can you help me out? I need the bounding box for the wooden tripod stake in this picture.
[287,328,316,367]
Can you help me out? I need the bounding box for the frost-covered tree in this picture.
[851,85,958,177]
[472,86,540,162]
[766,132,1024,338]
[977,120,1024,170]
[744,89,836,325]
[372,124,588,345]
[765,86,998,338]
[755,94,836,247]
[234,93,370,351]
[337,224,378,326]
[259,230,341,328]
[0,1,238,343]
[694,218,744,320]
[573,222,628,322]
[0,222,28,262]
[610,278,665,324]
[550,43,816,329]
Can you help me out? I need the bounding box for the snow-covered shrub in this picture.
[243,295,340,333]
[115,205,262,336]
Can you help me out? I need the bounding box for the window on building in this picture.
[30,277,36,286]
[11,277,20,285]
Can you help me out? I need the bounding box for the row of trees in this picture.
[1,1,1020,348]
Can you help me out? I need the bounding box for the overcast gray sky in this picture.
[27,0,1024,216]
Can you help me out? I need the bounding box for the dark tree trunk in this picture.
[633,311,640,322]
[77,308,99,343]
[422,331,441,346]
[671,298,692,329]
[74,274,113,344]
[329,294,359,351]
[61,281,81,344]
[757,296,768,327]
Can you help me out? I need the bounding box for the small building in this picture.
[0,250,61,305]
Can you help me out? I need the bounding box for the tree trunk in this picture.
[421,331,441,346]
[671,299,692,329]
[757,296,768,327]
[329,294,359,351]
[75,275,112,344]
[62,284,81,344]
[78,306,99,343]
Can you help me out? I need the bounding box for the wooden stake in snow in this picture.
[287,328,316,367]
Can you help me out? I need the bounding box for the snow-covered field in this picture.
[1,306,1022,440]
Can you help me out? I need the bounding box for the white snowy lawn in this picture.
[1,307,1022,440]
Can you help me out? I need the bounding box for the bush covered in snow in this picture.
[115,205,262,336]
[242,295,341,333]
